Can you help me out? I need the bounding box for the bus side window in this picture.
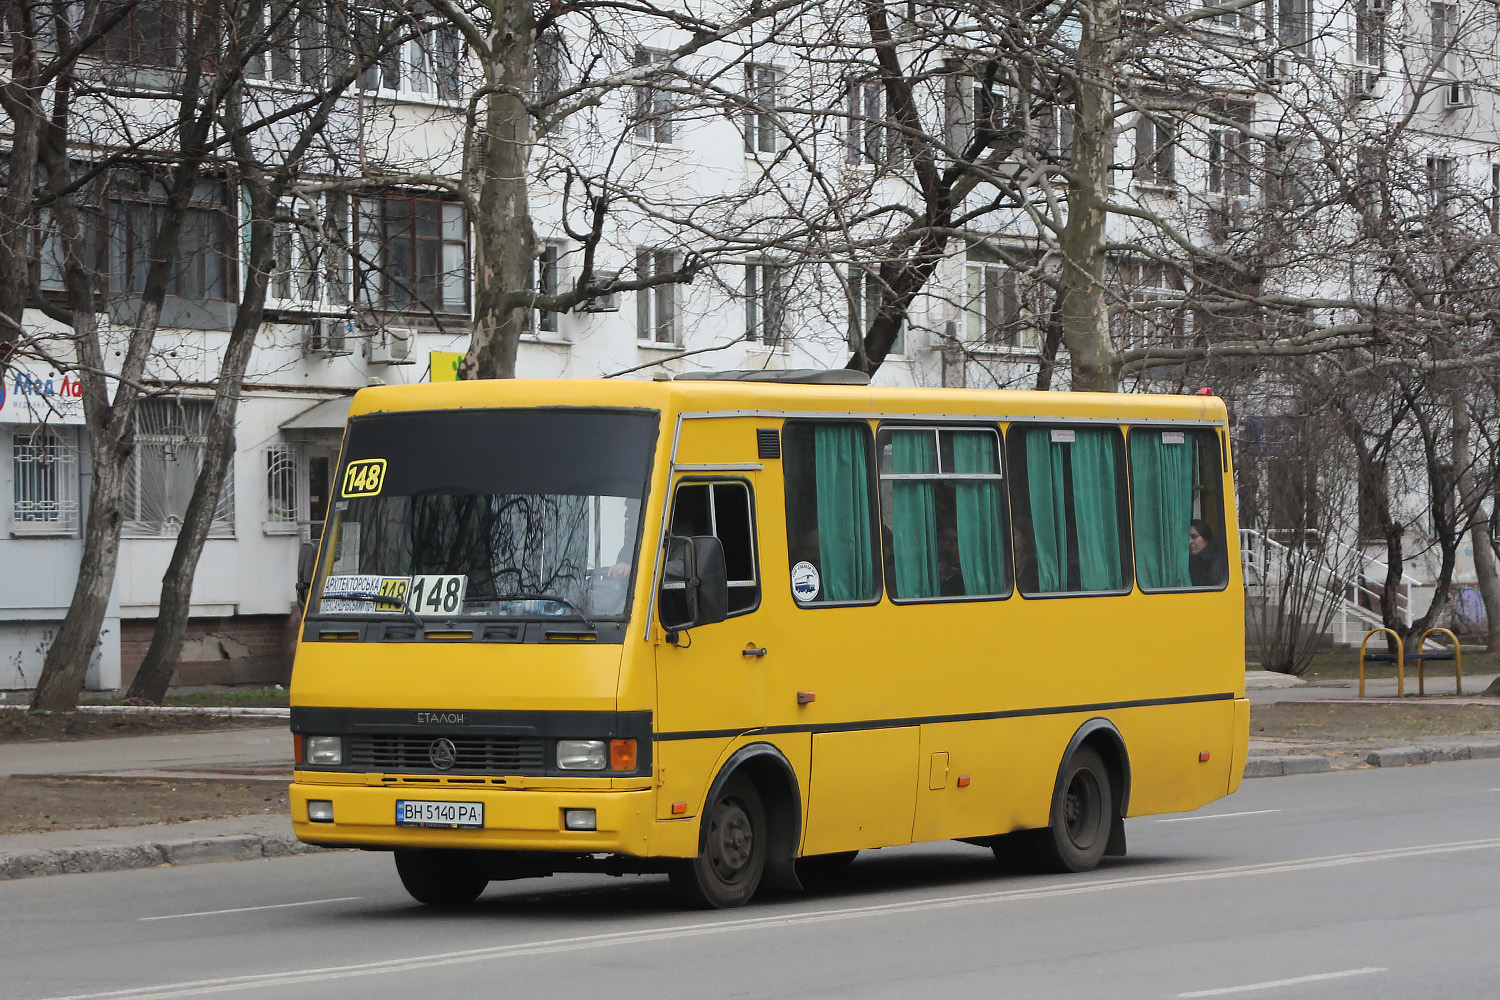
[1007,425,1132,596]
[1129,428,1228,590]
[877,426,1010,601]
[669,481,760,615]
[783,421,881,605]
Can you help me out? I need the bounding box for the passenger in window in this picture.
[1189,519,1227,587]
[937,524,965,597]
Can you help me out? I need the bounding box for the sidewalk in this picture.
[3,681,1500,882]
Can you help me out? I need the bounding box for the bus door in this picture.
[653,476,770,819]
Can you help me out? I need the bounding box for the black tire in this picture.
[669,776,766,908]
[394,848,489,906]
[794,850,859,891]
[1024,745,1114,874]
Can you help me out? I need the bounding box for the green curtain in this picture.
[950,431,1007,595]
[814,423,874,600]
[1072,429,1124,591]
[1025,432,1069,592]
[890,430,939,598]
[1130,431,1193,589]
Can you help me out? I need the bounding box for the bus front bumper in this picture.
[289,777,656,855]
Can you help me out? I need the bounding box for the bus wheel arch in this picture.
[1034,719,1130,871]
[673,742,802,907]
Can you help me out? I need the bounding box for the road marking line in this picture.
[1177,967,1387,997]
[1157,809,1281,823]
[138,897,362,921]
[34,838,1500,1000]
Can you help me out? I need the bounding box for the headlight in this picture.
[304,735,343,766]
[556,739,607,770]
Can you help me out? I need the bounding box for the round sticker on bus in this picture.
[791,561,820,602]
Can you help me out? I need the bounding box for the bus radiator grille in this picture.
[348,734,548,774]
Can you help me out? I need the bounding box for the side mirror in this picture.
[296,541,318,605]
[659,534,729,633]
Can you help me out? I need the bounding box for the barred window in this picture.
[124,399,234,537]
[12,426,80,536]
[266,444,299,531]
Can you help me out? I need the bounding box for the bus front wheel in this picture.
[1025,745,1114,874]
[670,776,766,908]
[394,848,489,906]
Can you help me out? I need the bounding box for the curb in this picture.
[0,831,330,881]
[1365,741,1500,768]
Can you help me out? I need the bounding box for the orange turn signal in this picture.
[956,775,971,787]
[293,733,303,764]
[1199,751,1211,762]
[610,739,638,771]
[671,801,688,815]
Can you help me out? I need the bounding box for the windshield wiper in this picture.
[506,593,596,632]
[316,590,426,629]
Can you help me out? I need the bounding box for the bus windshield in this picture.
[309,408,657,622]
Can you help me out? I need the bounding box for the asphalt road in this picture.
[3,759,1499,1000]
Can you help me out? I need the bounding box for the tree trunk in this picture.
[1058,1,1122,394]
[1451,392,1500,653]
[127,213,274,703]
[462,1,536,381]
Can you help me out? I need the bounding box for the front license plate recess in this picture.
[395,800,484,828]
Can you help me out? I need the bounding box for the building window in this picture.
[845,80,892,167]
[744,263,783,347]
[265,444,299,532]
[245,1,324,85]
[528,243,562,336]
[1112,260,1186,352]
[1213,4,1253,30]
[271,194,348,308]
[849,266,902,355]
[534,30,567,108]
[944,67,1007,156]
[1208,128,1255,198]
[95,0,181,68]
[632,48,675,144]
[1355,0,1387,67]
[965,259,1040,351]
[1033,103,1073,162]
[1427,156,1455,216]
[1133,115,1175,186]
[1490,164,1499,235]
[355,195,468,315]
[124,398,235,538]
[354,12,462,99]
[12,426,80,536]
[1275,0,1313,50]
[108,180,232,301]
[743,64,779,154]
[635,250,677,344]
[1430,3,1458,73]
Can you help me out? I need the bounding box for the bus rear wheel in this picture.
[1017,745,1113,874]
[670,776,766,908]
[394,848,489,906]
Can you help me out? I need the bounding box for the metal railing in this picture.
[1240,527,1423,646]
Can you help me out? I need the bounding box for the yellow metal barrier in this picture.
[1358,628,1404,699]
[1416,627,1463,697]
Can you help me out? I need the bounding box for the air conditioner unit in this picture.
[304,317,353,357]
[577,270,622,313]
[1350,69,1383,100]
[368,327,415,365]
[1444,82,1474,109]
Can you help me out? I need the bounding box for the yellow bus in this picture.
[289,372,1248,908]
